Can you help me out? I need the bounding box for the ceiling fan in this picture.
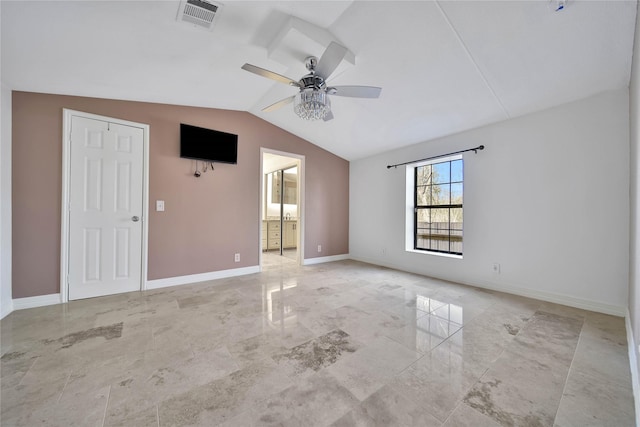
[241,42,382,121]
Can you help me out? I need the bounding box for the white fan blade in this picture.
[315,42,348,80]
[262,96,295,112]
[330,86,382,99]
[241,64,300,87]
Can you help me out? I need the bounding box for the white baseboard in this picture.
[146,265,260,290]
[625,311,640,427]
[349,255,626,317]
[1,299,13,319]
[303,254,350,266]
[469,279,626,317]
[12,293,61,311]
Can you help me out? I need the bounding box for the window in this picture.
[414,157,463,255]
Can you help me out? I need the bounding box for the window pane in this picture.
[451,207,463,254]
[431,208,449,224]
[450,207,463,226]
[435,236,450,252]
[417,237,431,250]
[432,184,450,205]
[451,160,463,182]
[451,183,463,204]
[416,185,431,206]
[431,208,448,252]
[417,208,430,225]
[416,209,429,250]
[432,162,450,184]
[416,165,432,185]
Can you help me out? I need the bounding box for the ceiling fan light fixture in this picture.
[294,89,331,121]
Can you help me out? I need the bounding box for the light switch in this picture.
[156,200,165,212]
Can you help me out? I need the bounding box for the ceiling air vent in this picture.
[177,0,223,30]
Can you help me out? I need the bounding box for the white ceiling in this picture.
[1,1,637,161]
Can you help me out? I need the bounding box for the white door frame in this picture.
[60,109,150,303]
[260,148,305,268]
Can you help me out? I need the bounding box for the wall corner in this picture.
[1,83,13,319]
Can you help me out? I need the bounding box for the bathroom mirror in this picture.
[270,168,297,205]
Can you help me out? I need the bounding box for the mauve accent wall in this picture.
[12,91,349,299]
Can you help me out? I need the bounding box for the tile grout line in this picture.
[56,372,72,404]
[550,316,585,426]
[440,400,464,426]
[439,302,539,425]
[16,355,40,387]
[101,385,111,427]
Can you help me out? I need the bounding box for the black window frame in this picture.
[414,158,463,256]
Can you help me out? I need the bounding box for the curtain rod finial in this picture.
[473,145,485,154]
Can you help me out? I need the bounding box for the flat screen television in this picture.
[180,123,238,164]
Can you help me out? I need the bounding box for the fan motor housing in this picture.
[299,75,326,91]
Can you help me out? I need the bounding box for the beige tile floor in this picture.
[1,253,635,426]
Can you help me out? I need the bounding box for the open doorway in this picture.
[260,149,304,268]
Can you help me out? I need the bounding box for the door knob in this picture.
[132,216,140,222]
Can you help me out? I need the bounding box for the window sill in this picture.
[405,249,463,260]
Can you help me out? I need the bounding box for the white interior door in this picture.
[68,116,144,300]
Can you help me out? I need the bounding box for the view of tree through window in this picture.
[415,158,463,255]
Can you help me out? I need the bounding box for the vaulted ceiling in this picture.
[1,1,637,160]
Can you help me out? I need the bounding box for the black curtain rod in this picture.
[386,145,485,169]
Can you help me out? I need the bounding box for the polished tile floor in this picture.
[1,254,635,426]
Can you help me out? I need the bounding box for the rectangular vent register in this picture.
[177,0,223,30]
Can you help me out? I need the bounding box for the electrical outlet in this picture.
[317,245,322,253]
[492,263,501,274]
[234,253,240,262]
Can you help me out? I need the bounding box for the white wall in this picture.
[1,82,12,318]
[350,89,630,315]
[628,0,640,408]
[1,0,13,319]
